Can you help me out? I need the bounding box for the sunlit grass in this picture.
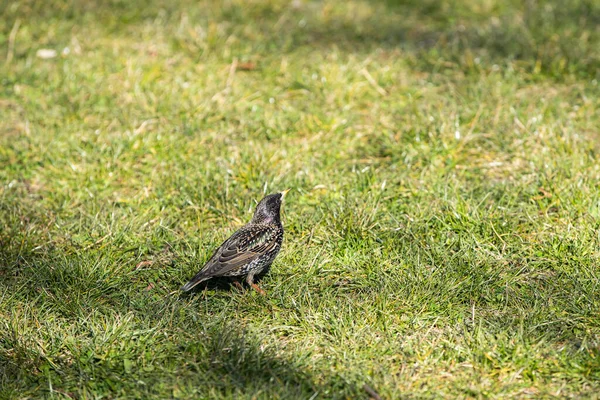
[1,0,599,398]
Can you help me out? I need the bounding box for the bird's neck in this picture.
[251,214,281,225]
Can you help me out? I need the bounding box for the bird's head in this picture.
[251,189,290,224]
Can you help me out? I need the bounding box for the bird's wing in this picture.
[181,225,278,291]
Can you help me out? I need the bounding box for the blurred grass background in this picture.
[1,0,600,398]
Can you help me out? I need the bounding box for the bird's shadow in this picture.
[182,277,241,293]
[179,268,271,294]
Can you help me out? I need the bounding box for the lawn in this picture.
[1,0,600,398]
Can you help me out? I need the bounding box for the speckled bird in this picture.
[181,190,289,295]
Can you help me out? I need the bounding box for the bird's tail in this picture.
[180,274,209,292]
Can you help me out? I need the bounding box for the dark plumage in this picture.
[181,190,289,295]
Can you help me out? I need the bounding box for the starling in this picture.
[181,190,289,295]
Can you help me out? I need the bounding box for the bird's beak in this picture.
[280,188,291,199]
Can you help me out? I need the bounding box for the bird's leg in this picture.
[233,280,244,291]
[246,273,266,296]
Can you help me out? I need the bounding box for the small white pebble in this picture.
[36,49,57,59]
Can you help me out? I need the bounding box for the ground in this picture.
[1,0,600,398]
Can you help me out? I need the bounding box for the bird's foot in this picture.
[250,283,266,296]
[233,281,244,292]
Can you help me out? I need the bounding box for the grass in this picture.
[1,0,600,398]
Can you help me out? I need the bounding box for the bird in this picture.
[181,190,289,295]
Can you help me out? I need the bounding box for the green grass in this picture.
[1,0,600,398]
